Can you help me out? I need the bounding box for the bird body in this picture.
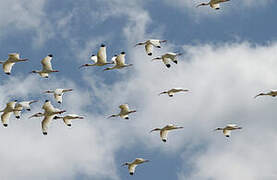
[30,100,66,135]
[53,114,84,126]
[254,90,277,98]
[0,100,18,127]
[108,104,136,119]
[14,100,38,119]
[135,39,167,56]
[214,124,242,137]
[150,124,183,142]
[44,88,73,104]
[152,52,182,68]
[0,53,28,75]
[122,158,149,175]
[159,88,189,97]
[196,0,230,10]
[31,54,58,78]
[103,52,132,71]
[79,44,114,68]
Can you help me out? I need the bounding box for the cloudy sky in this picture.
[1,0,277,179]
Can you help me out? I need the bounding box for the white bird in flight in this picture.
[79,44,114,68]
[159,88,189,97]
[0,100,18,127]
[0,53,28,75]
[53,114,84,127]
[103,52,133,71]
[196,0,230,10]
[150,124,184,142]
[108,104,136,119]
[14,100,38,119]
[152,52,182,68]
[44,88,73,104]
[122,158,149,175]
[31,54,59,78]
[214,124,242,137]
[254,90,277,98]
[135,39,167,56]
[29,100,66,135]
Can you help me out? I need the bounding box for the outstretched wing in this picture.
[42,115,54,135]
[119,104,130,114]
[160,130,169,141]
[41,56,53,71]
[97,46,107,64]
[145,44,153,55]
[3,62,15,74]
[1,112,12,126]
[115,54,125,66]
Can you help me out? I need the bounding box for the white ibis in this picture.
[152,52,182,68]
[214,124,242,137]
[135,39,167,56]
[159,88,189,97]
[150,124,183,142]
[44,88,73,104]
[0,100,18,127]
[14,100,38,119]
[29,100,66,135]
[79,44,114,68]
[108,104,136,119]
[254,90,277,98]
[103,52,133,71]
[31,54,58,78]
[0,53,28,75]
[53,114,84,126]
[196,0,230,10]
[122,158,149,175]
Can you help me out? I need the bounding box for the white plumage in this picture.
[108,104,136,119]
[14,100,38,119]
[0,100,18,127]
[196,0,230,10]
[29,100,66,135]
[31,54,59,78]
[44,88,73,104]
[159,88,189,97]
[152,52,182,68]
[103,52,132,71]
[79,44,114,68]
[150,124,183,142]
[0,53,28,75]
[135,39,167,56]
[122,158,149,175]
[214,124,242,137]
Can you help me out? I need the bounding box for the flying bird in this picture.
[108,104,136,119]
[150,124,183,142]
[53,114,84,126]
[122,158,149,175]
[29,100,66,135]
[135,39,167,56]
[159,88,189,97]
[0,53,28,75]
[214,124,242,137]
[103,52,133,71]
[196,0,230,10]
[0,100,18,127]
[254,90,277,98]
[79,44,114,68]
[31,54,59,78]
[14,100,38,119]
[152,52,182,68]
[44,88,73,104]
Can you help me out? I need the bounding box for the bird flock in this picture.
[0,0,264,176]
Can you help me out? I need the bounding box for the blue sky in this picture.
[1,0,277,180]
